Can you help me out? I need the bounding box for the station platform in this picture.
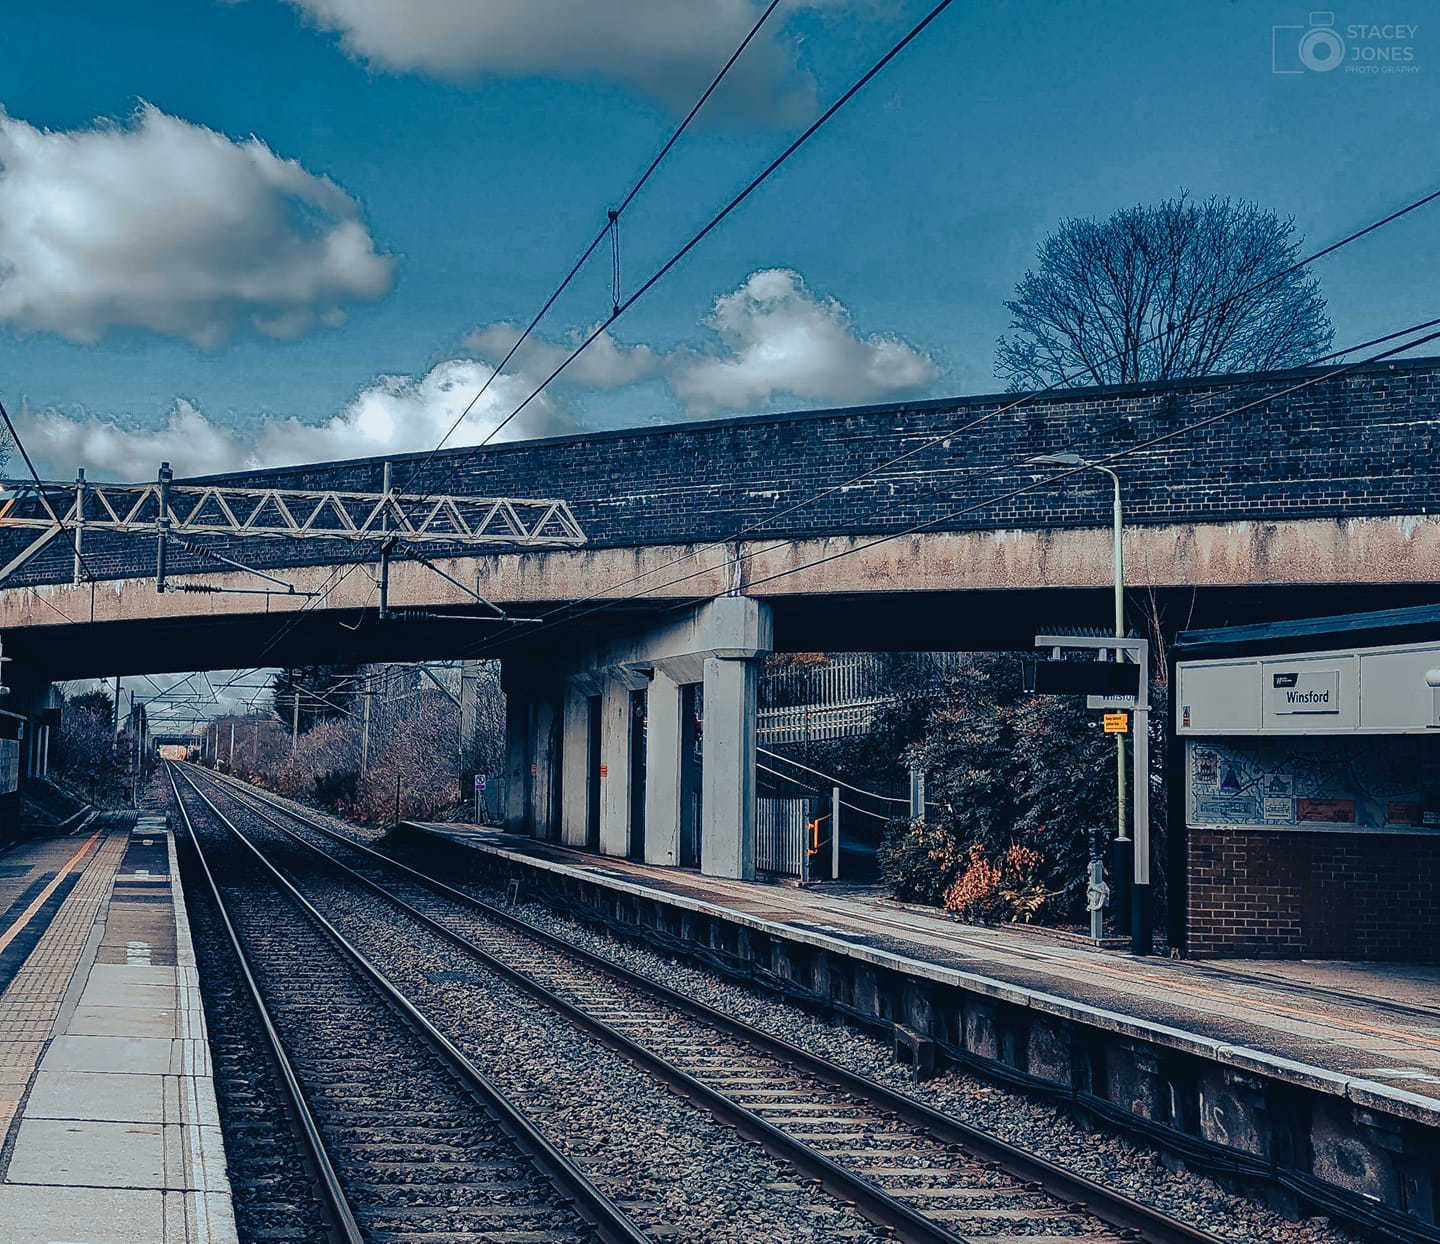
[408,823,1440,1128]
[0,816,237,1243]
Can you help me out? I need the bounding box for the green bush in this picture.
[877,817,964,906]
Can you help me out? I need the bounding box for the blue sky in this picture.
[0,1,1434,481]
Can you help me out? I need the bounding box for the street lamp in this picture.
[1029,453,1131,934]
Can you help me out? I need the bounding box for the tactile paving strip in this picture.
[0,831,125,1145]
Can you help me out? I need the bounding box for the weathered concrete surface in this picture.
[5,514,1439,635]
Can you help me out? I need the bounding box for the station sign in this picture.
[1087,695,1138,710]
[1269,668,1340,714]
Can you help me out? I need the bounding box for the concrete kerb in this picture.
[412,826,1440,1131]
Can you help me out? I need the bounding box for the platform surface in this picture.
[0,816,237,1243]
[415,823,1440,1122]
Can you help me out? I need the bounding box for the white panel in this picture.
[1179,638,1440,735]
[1359,647,1440,731]
[1176,660,1260,734]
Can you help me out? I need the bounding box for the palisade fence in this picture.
[757,795,816,879]
[759,654,887,744]
[758,653,966,744]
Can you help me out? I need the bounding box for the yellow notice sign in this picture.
[1103,712,1129,734]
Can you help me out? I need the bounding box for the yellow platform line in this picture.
[0,830,103,957]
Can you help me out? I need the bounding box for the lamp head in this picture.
[1030,452,1085,468]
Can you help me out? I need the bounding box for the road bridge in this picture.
[2,356,1437,870]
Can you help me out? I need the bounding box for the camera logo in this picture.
[1273,11,1346,72]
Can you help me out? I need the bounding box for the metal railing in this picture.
[756,796,815,879]
[0,474,587,583]
[758,698,889,744]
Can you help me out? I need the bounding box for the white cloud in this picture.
[463,321,661,389]
[283,0,852,120]
[23,400,249,481]
[19,360,574,480]
[0,103,394,347]
[668,268,939,413]
[19,269,933,480]
[247,358,575,469]
[468,268,938,416]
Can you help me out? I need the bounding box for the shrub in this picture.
[877,818,966,906]
[942,842,1051,924]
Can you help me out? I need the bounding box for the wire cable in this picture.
[408,0,785,474]
[244,0,793,660]
[467,315,1440,661]
[0,396,96,587]
[469,183,1440,645]
[248,0,960,662]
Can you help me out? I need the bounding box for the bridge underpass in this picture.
[2,356,1438,871]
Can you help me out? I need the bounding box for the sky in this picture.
[0,1,1435,484]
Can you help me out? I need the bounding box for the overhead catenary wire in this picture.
[0,396,95,585]
[422,0,963,470]
[469,315,1440,663]
[22,14,1440,719]
[411,0,784,473]
[462,181,1440,648]
[246,0,797,660]
[740,320,1440,597]
[256,10,1427,672]
[249,0,963,666]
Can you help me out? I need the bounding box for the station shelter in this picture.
[1172,604,1440,962]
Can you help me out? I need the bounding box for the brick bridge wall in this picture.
[4,356,1437,585]
[1186,828,1440,960]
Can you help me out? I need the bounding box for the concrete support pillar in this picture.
[458,659,480,764]
[643,669,683,866]
[701,656,757,881]
[560,683,590,847]
[503,696,529,833]
[599,679,631,857]
[531,697,558,839]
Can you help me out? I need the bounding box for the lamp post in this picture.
[1030,453,1132,936]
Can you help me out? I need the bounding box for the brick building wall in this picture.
[1186,828,1440,960]
[5,356,1438,585]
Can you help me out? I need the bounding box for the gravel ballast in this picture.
[196,777,1368,1244]
[232,819,897,1244]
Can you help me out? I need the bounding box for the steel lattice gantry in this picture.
[0,473,587,583]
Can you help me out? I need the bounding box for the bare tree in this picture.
[996,195,1332,390]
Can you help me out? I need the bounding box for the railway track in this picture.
[166,764,648,1244]
[180,825,353,1243]
[177,761,1225,1244]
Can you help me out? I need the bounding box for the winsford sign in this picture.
[1270,669,1341,714]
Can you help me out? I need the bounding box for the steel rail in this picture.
[169,763,652,1244]
[189,763,1227,1244]
[187,764,974,1244]
[166,764,364,1244]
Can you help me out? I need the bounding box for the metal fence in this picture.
[758,653,969,743]
[757,796,815,879]
[760,654,886,709]
[758,698,889,744]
